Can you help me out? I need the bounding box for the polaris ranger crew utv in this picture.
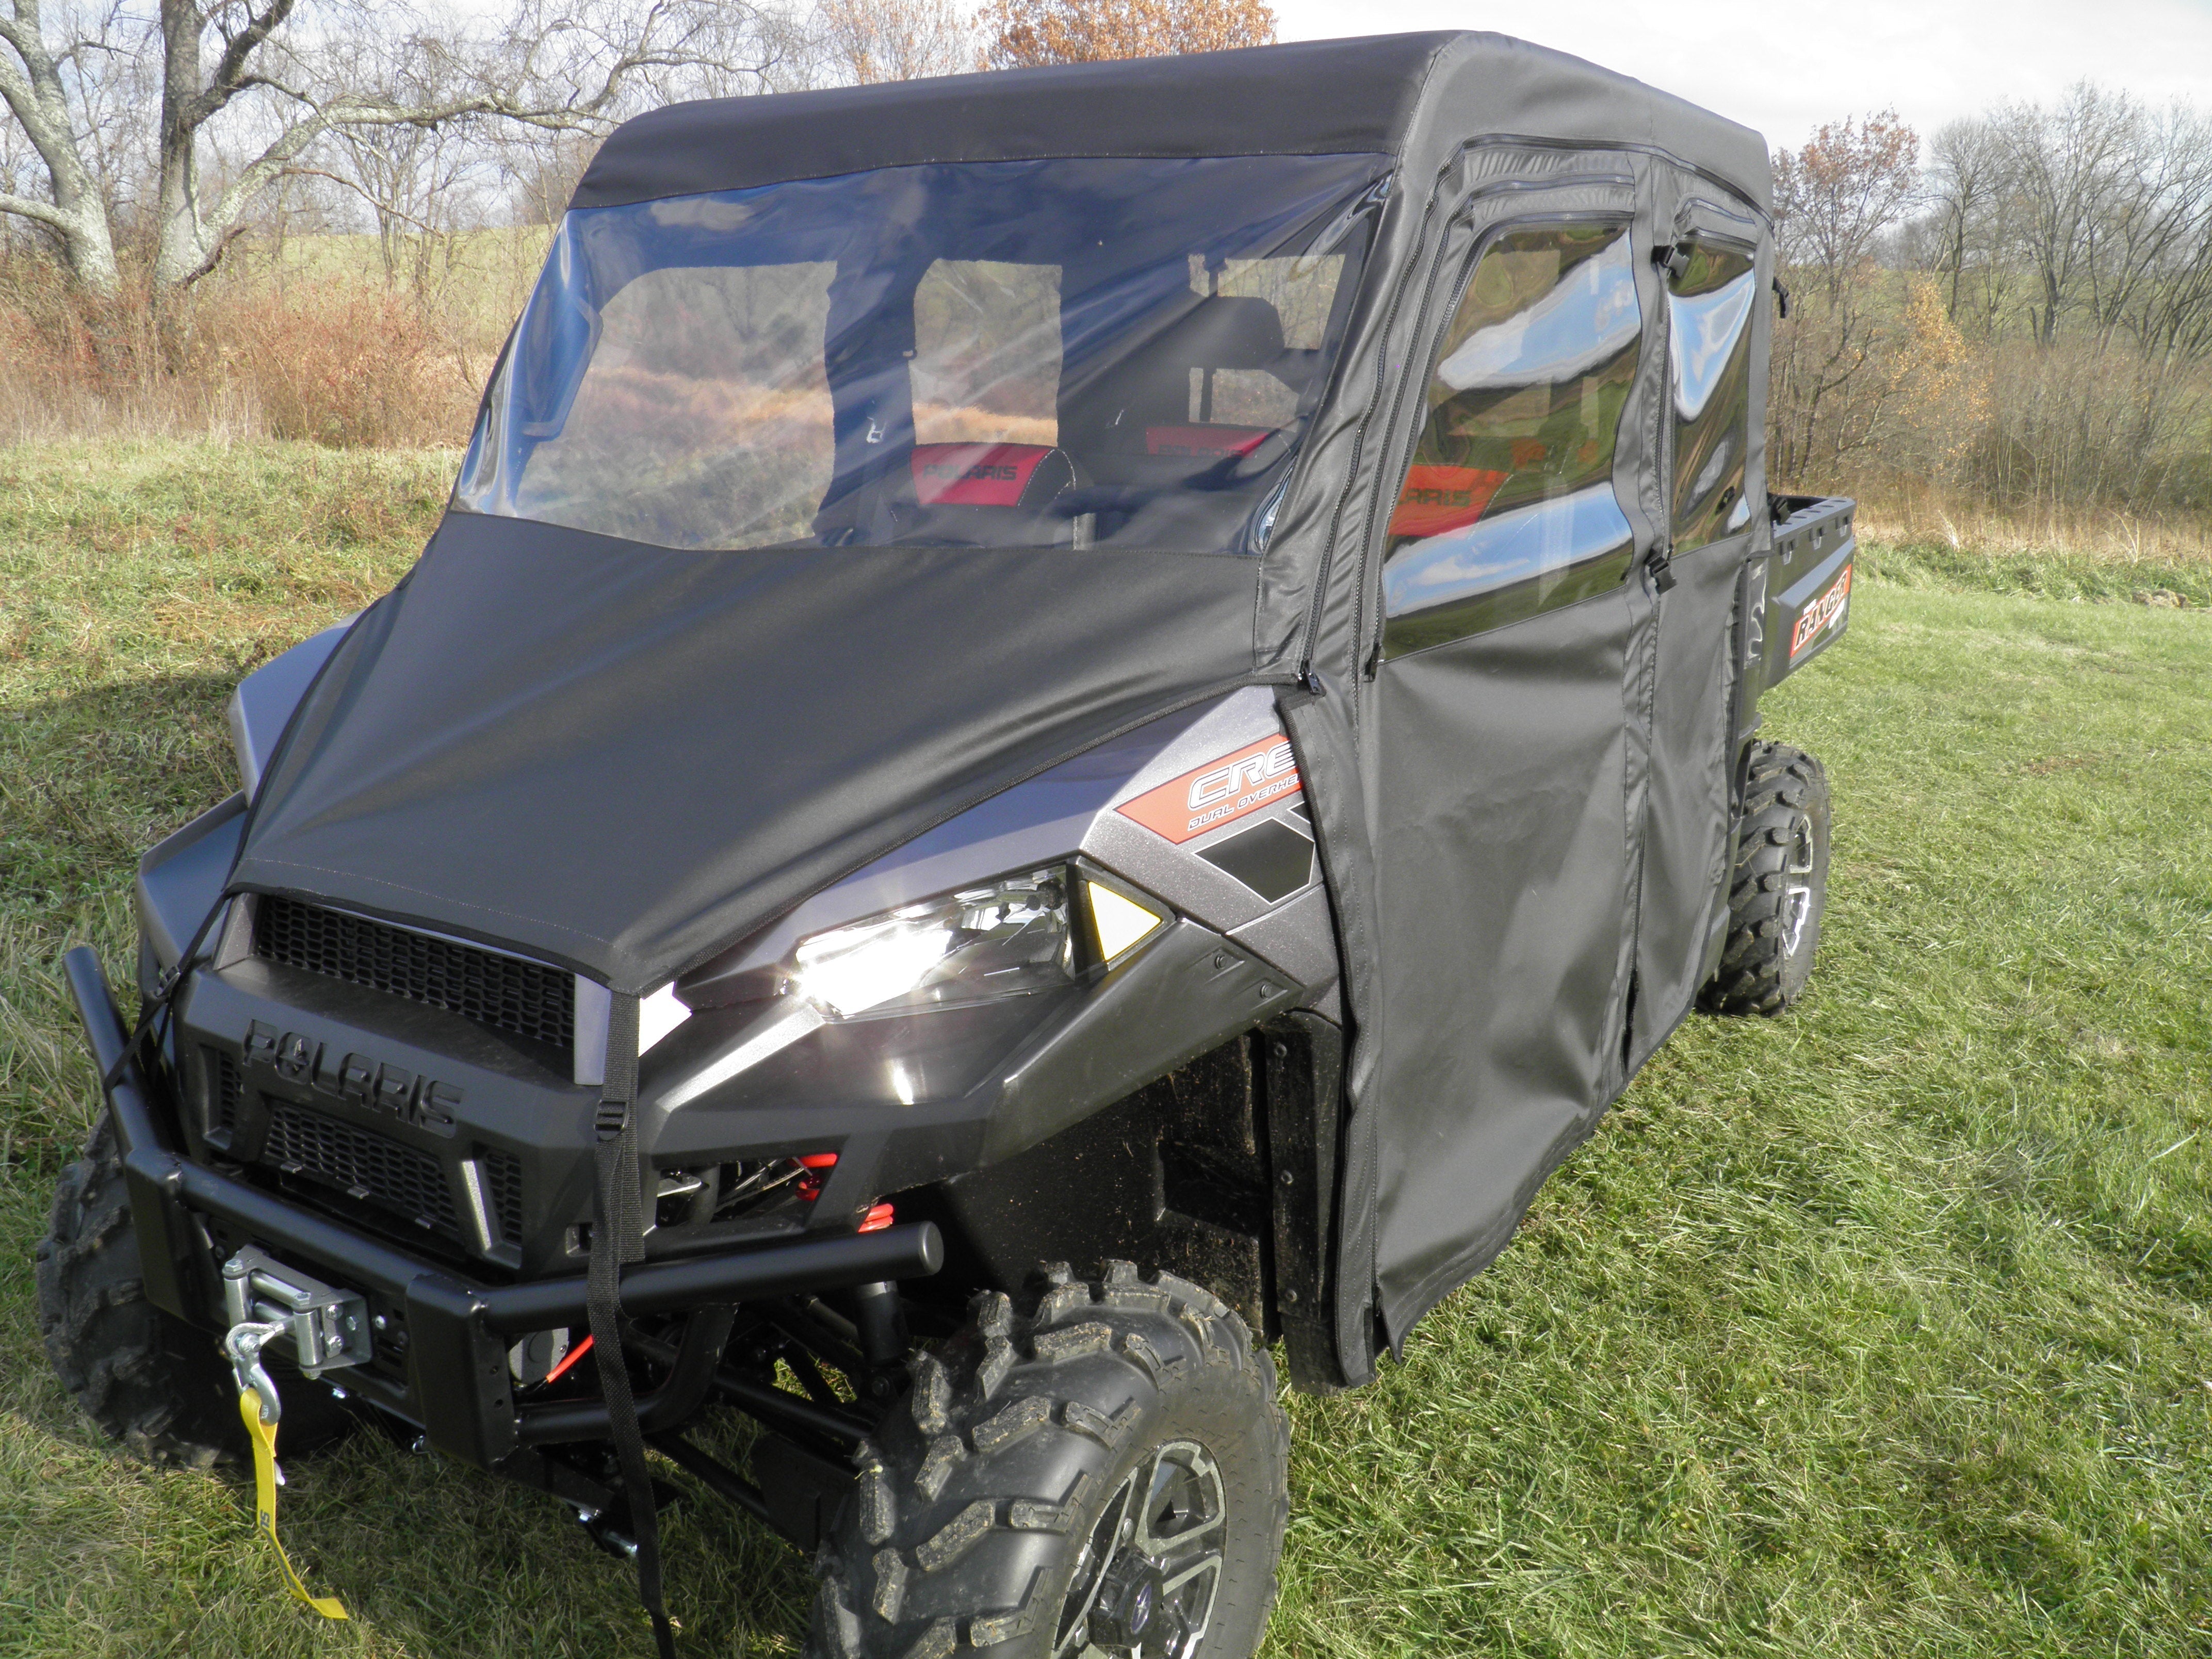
[39,30,1858,1658]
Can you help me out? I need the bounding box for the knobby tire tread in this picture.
[36,1112,351,1466]
[1700,741,1830,1017]
[806,1260,1290,1657]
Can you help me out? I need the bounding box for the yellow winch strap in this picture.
[239,1391,351,1621]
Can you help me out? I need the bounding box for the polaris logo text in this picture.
[922,463,1018,482]
[1790,566,1851,658]
[241,1019,462,1137]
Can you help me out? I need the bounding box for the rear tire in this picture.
[807,1261,1290,1658]
[36,1112,354,1466]
[1700,741,1831,1017]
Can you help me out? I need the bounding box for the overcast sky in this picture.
[1273,0,2212,152]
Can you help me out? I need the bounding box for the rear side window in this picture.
[1668,241,1757,551]
[1381,222,1642,657]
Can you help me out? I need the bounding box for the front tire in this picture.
[1700,741,1831,1017]
[809,1261,1290,1659]
[36,1112,354,1466]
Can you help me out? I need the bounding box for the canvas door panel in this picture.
[1361,176,1657,1337]
[1629,536,1741,1059]
[1371,593,1634,1325]
[1629,191,1765,1059]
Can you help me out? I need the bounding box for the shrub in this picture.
[0,264,476,450]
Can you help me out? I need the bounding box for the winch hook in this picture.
[225,1319,289,1427]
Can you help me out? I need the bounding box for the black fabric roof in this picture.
[572,31,1768,214]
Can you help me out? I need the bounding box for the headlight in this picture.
[655,866,1165,1110]
[793,869,1077,1017]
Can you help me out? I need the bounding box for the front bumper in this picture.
[64,947,940,1469]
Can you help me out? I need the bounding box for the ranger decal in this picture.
[1791,565,1851,658]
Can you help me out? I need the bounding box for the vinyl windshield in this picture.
[454,154,1389,554]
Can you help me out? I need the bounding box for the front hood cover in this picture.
[231,511,1266,993]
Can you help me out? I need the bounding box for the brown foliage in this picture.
[1773,110,1921,302]
[0,263,475,449]
[1767,95,2212,517]
[210,288,476,449]
[978,0,1275,69]
[1769,112,1935,487]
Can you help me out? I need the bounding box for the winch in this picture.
[221,1245,373,1379]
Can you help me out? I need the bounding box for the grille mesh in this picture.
[254,897,574,1051]
[263,1101,460,1237]
[207,1048,243,1133]
[483,1151,525,1244]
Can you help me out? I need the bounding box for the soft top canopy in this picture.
[573,31,1769,217]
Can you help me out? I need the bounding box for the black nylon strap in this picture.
[587,991,677,1659]
[104,898,229,1095]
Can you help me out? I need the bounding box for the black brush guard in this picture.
[62,946,941,1469]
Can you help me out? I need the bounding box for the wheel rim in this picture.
[1781,811,1817,957]
[1054,1439,1226,1658]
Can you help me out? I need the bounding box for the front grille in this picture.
[483,1150,525,1244]
[254,896,574,1052]
[263,1100,461,1238]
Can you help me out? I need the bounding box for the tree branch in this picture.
[182,0,299,131]
[0,187,71,231]
[279,162,448,235]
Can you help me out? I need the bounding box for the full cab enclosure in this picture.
[44,30,1855,1659]
[231,29,1793,1357]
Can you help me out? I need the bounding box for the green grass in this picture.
[3,441,2209,1656]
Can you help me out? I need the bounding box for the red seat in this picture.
[1143,425,1274,460]
[910,443,1074,508]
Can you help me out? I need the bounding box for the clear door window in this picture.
[1381,222,1642,657]
[1668,242,1756,550]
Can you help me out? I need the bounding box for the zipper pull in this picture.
[1645,541,1677,594]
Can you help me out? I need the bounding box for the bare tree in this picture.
[494,121,594,226]
[1768,112,1932,483]
[0,0,794,295]
[2074,99,2212,354]
[1921,116,2018,331]
[1993,83,2149,346]
[0,0,129,288]
[978,0,1273,70]
[814,0,968,84]
[332,118,480,291]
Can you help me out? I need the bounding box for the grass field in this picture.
[2,442,2208,1657]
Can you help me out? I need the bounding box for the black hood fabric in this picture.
[231,513,1266,992]
[231,31,1774,1374]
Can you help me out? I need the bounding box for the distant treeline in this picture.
[1771,90,2211,517]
